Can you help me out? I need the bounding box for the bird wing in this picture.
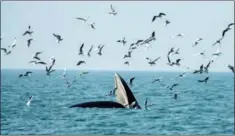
[35,52,42,56]
[151,31,155,38]
[88,45,93,53]
[152,16,156,22]
[110,4,115,12]
[222,28,229,37]
[80,43,84,52]
[76,17,86,21]
[228,23,234,28]
[29,61,36,63]
[167,55,171,63]
[1,48,7,53]
[159,12,166,16]
[53,33,57,37]
[153,57,161,62]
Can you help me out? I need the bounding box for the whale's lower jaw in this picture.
[69,101,126,108]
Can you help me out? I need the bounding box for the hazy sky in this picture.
[1,1,234,72]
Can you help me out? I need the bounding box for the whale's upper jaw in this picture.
[114,73,141,109]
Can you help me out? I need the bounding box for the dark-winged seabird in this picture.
[129,77,135,87]
[167,83,179,90]
[198,76,209,84]
[87,45,93,57]
[45,65,55,76]
[167,47,175,56]
[193,64,204,74]
[76,17,88,22]
[53,33,63,43]
[212,46,222,56]
[146,57,161,66]
[117,37,127,46]
[204,60,213,73]
[27,38,33,47]
[152,12,166,22]
[152,77,163,83]
[124,61,130,65]
[8,37,16,49]
[89,23,96,29]
[79,43,84,55]
[108,4,117,16]
[192,38,203,47]
[77,61,86,66]
[123,51,132,59]
[192,49,206,57]
[97,45,104,56]
[19,71,33,78]
[222,27,231,38]
[212,37,223,47]
[32,52,43,60]
[164,19,170,26]
[226,64,234,73]
[23,26,33,36]
[29,60,47,65]
[1,48,11,55]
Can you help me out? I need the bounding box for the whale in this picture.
[69,73,141,109]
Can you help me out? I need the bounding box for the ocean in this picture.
[1,69,234,134]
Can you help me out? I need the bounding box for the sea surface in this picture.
[1,69,234,134]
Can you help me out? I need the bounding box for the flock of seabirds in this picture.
[1,5,234,109]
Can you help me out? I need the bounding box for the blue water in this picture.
[1,69,234,134]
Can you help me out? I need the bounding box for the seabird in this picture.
[226,64,234,73]
[32,52,43,60]
[123,51,132,58]
[174,48,180,55]
[45,65,55,76]
[76,17,89,22]
[79,43,84,55]
[198,76,209,84]
[87,45,93,57]
[89,23,95,29]
[192,38,203,47]
[53,33,63,43]
[212,37,223,47]
[23,26,33,36]
[97,45,104,56]
[129,77,135,87]
[117,37,127,46]
[173,72,186,79]
[152,12,166,22]
[193,64,204,74]
[204,60,213,73]
[164,19,170,26]
[108,4,117,16]
[222,27,231,38]
[27,38,33,47]
[192,49,206,57]
[124,61,129,65]
[167,54,174,66]
[167,83,179,90]
[19,71,33,78]
[26,96,33,106]
[79,72,89,76]
[212,46,222,56]
[146,57,161,66]
[152,77,163,83]
[174,59,181,66]
[77,61,86,66]
[1,48,11,55]
[29,60,47,65]
[167,47,175,56]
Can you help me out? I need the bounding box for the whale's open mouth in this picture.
[70,73,141,109]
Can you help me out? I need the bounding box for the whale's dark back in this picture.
[69,101,126,108]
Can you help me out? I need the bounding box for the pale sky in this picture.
[1,1,234,72]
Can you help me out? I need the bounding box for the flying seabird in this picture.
[87,45,93,57]
[117,37,127,46]
[26,96,33,106]
[226,64,234,73]
[192,38,203,47]
[174,48,180,55]
[79,43,84,55]
[146,57,161,66]
[204,60,213,73]
[53,33,63,43]
[79,72,89,76]
[212,37,223,47]
[174,59,181,66]
[32,52,43,60]
[76,17,89,22]
[123,51,132,58]
[167,47,175,56]
[29,60,47,65]
[19,71,33,78]
[89,23,95,29]
[1,48,11,55]
[27,38,33,47]
[124,61,130,65]
[164,19,170,26]
[23,26,33,36]
[45,65,55,76]
[222,27,231,38]
[152,12,166,22]
[108,4,117,16]
[192,49,206,57]
[77,61,86,66]
[193,64,204,74]
[198,76,209,84]
[172,72,186,79]
[129,77,135,87]
[166,54,174,66]
[152,77,163,83]
[212,46,222,56]
[167,83,179,90]
[97,45,104,56]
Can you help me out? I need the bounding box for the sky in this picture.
[1,1,234,72]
